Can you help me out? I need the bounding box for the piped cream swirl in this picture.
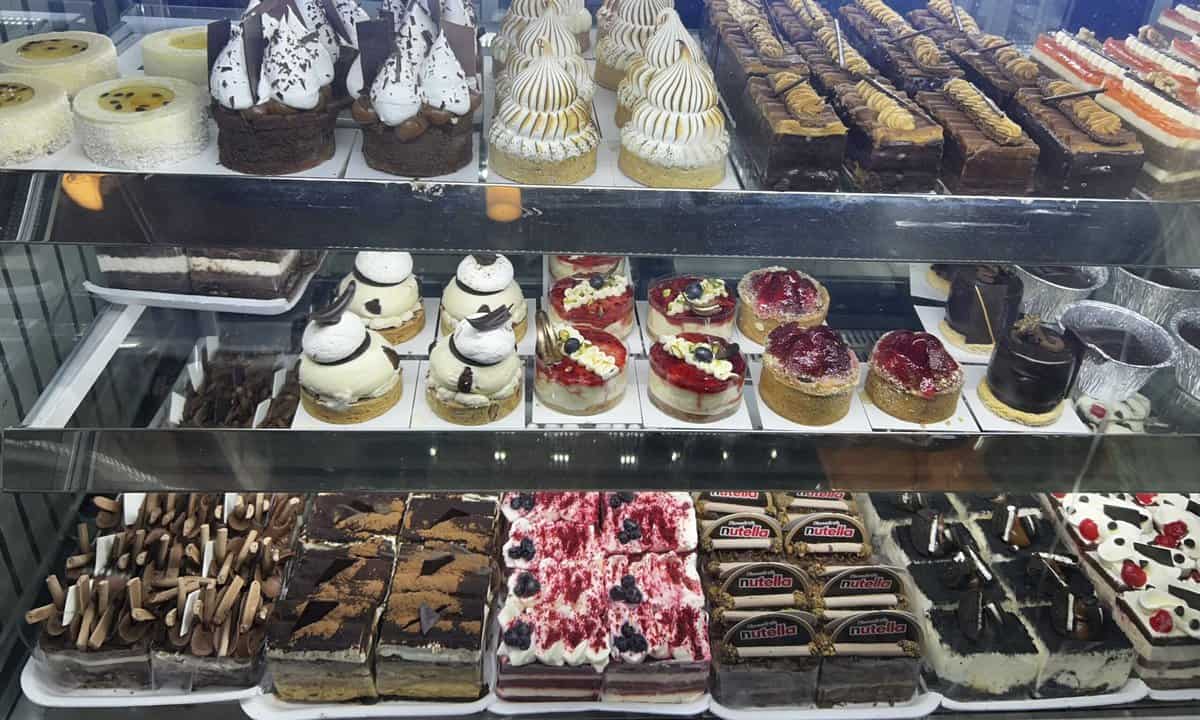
[494,0,548,66]
[490,53,600,161]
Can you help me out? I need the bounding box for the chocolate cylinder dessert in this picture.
[979,318,1078,426]
[760,324,859,426]
[941,265,1024,353]
[866,330,964,424]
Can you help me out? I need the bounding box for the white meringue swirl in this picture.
[490,54,600,161]
[494,0,548,66]
[617,9,706,116]
[595,0,671,73]
[499,3,595,105]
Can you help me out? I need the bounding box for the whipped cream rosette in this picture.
[426,305,524,425]
[440,253,528,340]
[496,2,595,112]
[0,31,117,97]
[489,48,600,184]
[338,251,425,343]
[594,0,672,90]
[619,42,729,188]
[0,73,72,166]
[615,7,706,127]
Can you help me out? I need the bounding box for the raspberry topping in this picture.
[1150,608,1174,634]
[648,276,736,322]
[556,255,620,270]
[536,328,627,387]
[549,274,634,329]
[602,492,696,554]
[766,324,854,381]
[1122,559,1148,588]
[504,518,600,568]
[649,332,746,394]
[1155,534,1181,548]
[503,492,601,525]
[871,330,961,398]
[748,268,820,317]
[1078,518,1100,542]
[1134,493,1158,506]
[1165,520,1190,539]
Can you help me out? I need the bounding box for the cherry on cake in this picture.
[760,324,859,426]
[550,255,623,280]
[736,267,830,345]
[866,330,964,424]
[648,333,746,423]
[647,276,737,341]
[548,272,635,338]
[534,312,629,416]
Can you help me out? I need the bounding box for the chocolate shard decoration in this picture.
[243,13,266,106]
[312,281,356,325]
[207,20,232,76]
[418,602,442,635]
[382,346,401,370]
[420,552,455,576]
[358,18,394,90]
[365,299,382,315]
[474,253,498,266]
[466,304,512,332]
[320,0,354,44]
[456,367,473,393]
[442,16,478,81]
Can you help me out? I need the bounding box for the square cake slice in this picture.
[402,493,498,554]
[186,249,303,299]
[601,492,697,555]
[817,610,923,706]
[302,493,407,550]
[502,517,601,571]
[500,492,600,525]
[711,611,822,708]
[924,591,1042,700]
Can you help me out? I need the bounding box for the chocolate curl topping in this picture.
[475,253,499,266]
[47,575,65,611]
[77,523,90,554]
[1012,315,1066,352]
[466,304,513,331]
[312,281,356,325]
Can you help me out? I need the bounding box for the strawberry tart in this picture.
[549,255,623,280]
[865,330,964,424]
[760,324,859,426]
[647,275,737,341]
[648,333,747,423]
[547,271,635,338]
[534,311,629,416]
[736,267,830,345]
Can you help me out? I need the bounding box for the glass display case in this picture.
[1,0,1200,718]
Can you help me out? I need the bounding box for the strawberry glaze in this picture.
[767,324,854,382]
[648,276,737,323]
[871,330,961,398]
[536,328,628,387]
[747,269,820,317]
[649,332,747,394]
[549,274,635,331]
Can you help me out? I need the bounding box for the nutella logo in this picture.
[839,576,893,592]
[718,521,772,539]
[740,621,799,642]
[710,492,761,500]
[737,572,796,591]
[804,522,856,539]
[793,492,847,500]
[848,619,908,639]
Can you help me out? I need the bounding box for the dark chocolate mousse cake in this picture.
[979,318,1078,426]
[817,610,924,706]
[942,265,1024,353]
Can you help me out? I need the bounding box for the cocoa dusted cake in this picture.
[547,271,635,339]
[942,265,1024,354]
[979,318,1078,426]
[647,275,737,341]
[866,330,964,424]
[648,333,747,423]
[736,267,830,345]
[760,324,860,426]
[401,493,498,554]
[301,493,407,550]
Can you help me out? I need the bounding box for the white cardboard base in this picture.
[913,305,992,366]
[343,130,481,184]
[859,364,981,434]
[960,365,1091,435]
[241,690,493,719]
[530,360,644,427]
[709,690,941,720]
[21,657,262,708]
[1148,685,1200,701]
[909,264,949,302]
[491,694,710,716]
[290,360,420,429]
[635,358,754,431]
[390,298,441,356]
[750,360,871,433]
[411,360,528,430]
[939,678,1149,712]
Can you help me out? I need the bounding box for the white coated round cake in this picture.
[73,75,210,170]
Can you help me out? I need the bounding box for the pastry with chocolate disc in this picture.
[646,275,737,341]
[648,333,747,423]
[440,253,527,340]
[979,317,1077,426]
[941,265,1023,354]
[339,251,425,344]
[426,306,523,425]
[547,270,634,338]
[866,330,964,423]
[760,324,859,426]
[736,266,830,344]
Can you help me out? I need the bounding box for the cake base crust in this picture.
[426,384,522,426]
[615,102,632,129]
[213,103,337,175]
[361,118,473,178]
[938,319,996,355]
[301,378,403,424]
[865,367,959,424]
[594,59,626,90]
[977,378,1064,427]
[491,146,597,185]
[735,300,829,346]
[759,365,854,425]
[377,306,427,345]
[648,388,739,424]
[618,148,725,189]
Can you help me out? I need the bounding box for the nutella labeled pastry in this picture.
[979,317,1077,426]
[616,8,703,127]
[74,75,210,170]
[736,266,830,344]
[338,251,425,344]
[0,31,117,97]
[760,324,859,426]
[440,253,527,340]
[209,9,338,175]
[298,282,404,424]
[646,275,737,341]
[0,73,72,166]
[648,333,746,423]
[866,330,964,424]
[547,270,635,338]
[594,0,670,90]
[534,311,629,416]
[941,265,1023,354]
[426,305,523,425]
[711,611,822,708]
[816,610,923,706]
[619,43,730,188]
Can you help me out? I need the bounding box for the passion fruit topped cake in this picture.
[0,73,72,165]
[0,31,117,97]
[73,76,209,170]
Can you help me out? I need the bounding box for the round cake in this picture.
[534,312,628,415]
[646,275,736,341]
[547,271,635,338]
[648,332,746,423]
[549,255,622,280]
[736,266,830,345]
[0,31,117,97]
[979,318,1077,426]
[73,76,209,170]
[338,251,424,344]
[141,27,208,86]
[866,330,964,424]
[440,253,527,341]
[760,324,859,426]
[0,73,72,165]
[942,265,1024,353]
[615,8,701,127]
[426,305,523,425]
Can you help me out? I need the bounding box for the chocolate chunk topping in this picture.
[418,603,443,635]
[365,299,382,315]
[457,367,473,393]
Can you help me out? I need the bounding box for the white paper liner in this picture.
[708,689,942,720]
[858,363,981,434]
[20,657,263,708]
[749,359,870,433]
[635,358,754,431]
[410,359,528,430]
[960,365,1092,435]
[390,298,442,356]
[530,356,644,427]
[909,264,949,302]
[344,130,481,184]
[290,360,420,429]
[940,678,1149,711]
[541,256,644,355]
[913,305,992,365]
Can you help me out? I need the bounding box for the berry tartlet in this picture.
[648,333,746,423]
[547,271,635,338]
[736,267,830,345]
[760,324,859,426]
[535,311,629,416]
[646,276,737,341]
[866,330,964,424]
[549,254,623,280]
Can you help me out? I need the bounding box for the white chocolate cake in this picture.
[141,27,208,86]
[73,76,209,170]
[426,306,523,425]
[440,254,527,340]
[0,31,117,97]
[339,251,424,344]
[0,73,71,165]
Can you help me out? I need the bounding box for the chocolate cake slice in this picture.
[96,247,190,293]
[710,0,810,115]
[302,493,407,550]
[711,611,822,707]
[1022,602,1135,697]
[828,78,944,191]
[401,493,498,554]
[817,610,923,705]
[838,3,963,96]
[968,501,1060,564]
[947,36,1044,109]
[737,71,848,190]
[186,249,304,299]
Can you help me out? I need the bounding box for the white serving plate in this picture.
[709,689,941,720]
[909,263,949,302]
[241,689,493,719]
[490,693,710,716]
[939,678,1149,711]
[410,360,528,430]
[21,657,263,708]
[959,365,1092,435]
[1148,685,1200,701]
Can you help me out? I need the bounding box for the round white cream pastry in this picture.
[595,0,670,74]
[427,315,521,408]
[141,27,208,86]
[339,251,421,331]
[0,31,118,97]
[440,254,526,333]
[73,76,210,170]
[617,9,706,119]
[490,54,599,164]
[649,335,743,416]
[498,3,594,105]
[300,312,401,410]
[0,73,72,165]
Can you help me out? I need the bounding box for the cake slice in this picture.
[817,610,923,705]
[737,71,848,190]
[828,80,945,192]
[923,589,1042,700]
[302,493,407,550]
[601,492,698,555]
[401,493,498,554]
[97,247,190,293]
[710,611,822,707]
[186,249,304,299]
[837,2,963,95]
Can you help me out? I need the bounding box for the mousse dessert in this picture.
[979,317,1077,426]
[547,271,635,338]
[0,31,117,97]
[549,255,623,280]
[760,324,859,426]
[534,311,628,416]
[0,72,72,166]
[648,333,747,423]
[338,251,424,344]
[736,267,831,345]
[426,305,523,425]
[73,75,210,170]
[866,330,964,424]
[942,265,1024,354]
[440,253,527,341]
[646,275,737,341]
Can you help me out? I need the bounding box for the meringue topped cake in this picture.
[736,266,830,345]
[547,271,635,338]
[534,312,629,416]
[760,324,859,426]
[338,251,424,344]
[426,305,523,425]
[866,330,964,424]
[440,253,527,341]
[647,275,737,341]
[648,333,747,423]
